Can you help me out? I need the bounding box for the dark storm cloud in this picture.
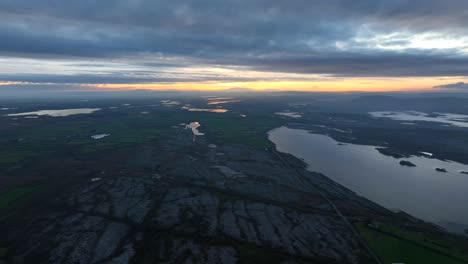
[0,0,468,81]
[0,73,257,84]
[238,52,468,77]
[0,74,182,84]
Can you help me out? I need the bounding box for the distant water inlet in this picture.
[6,108,101,117]
[185,122,205,136]
[91,134,110,140]
[161,100,181,106]
[185,108,228,113]
[370,111,468,128]
[268,126,468,234]
[275,111,302,118]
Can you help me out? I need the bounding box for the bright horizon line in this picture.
[1,77,467,94]
[90,77,467,92]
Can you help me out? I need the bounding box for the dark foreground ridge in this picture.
[1,126,402,264]
[2,94,468,264]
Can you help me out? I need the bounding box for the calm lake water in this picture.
[185,122,205,136]
[370,111,468,128]
[185,108,228,113]
[91,134,110,140]
[268,126,468,233]
[6,108,101,117]
[275,111,302,118]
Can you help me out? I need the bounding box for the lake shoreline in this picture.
[268,126,468,234]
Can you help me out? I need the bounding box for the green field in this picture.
[0,186,38,210]
[237,243,284,264]
[201,113,282,148]
[0,110,283,168]
[0,246,7,258]
[357,223,468,264]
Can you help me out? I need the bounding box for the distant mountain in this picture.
[224,87,254,92]
[434,82,468,89]
[350,95,405,110]
[352,95,401,104]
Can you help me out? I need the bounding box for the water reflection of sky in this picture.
[275,111,302,118]
[185,122,205,136]
[269,126,468,233]
[6,108,101,117]
[186,108,228,113]
[370,111,468,128]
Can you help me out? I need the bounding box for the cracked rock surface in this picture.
[4,133,380,264]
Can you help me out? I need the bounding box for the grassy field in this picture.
[0,247,7,258]
[0,186,38,210]
[357,223,468,264]
[237,243,284,264]
[0,109,283,168]
[201,113,282,149]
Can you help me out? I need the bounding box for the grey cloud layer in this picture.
[1,0,468,83]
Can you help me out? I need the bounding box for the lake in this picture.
[275,111,302,118]
[6,108,101,117]
[185,122,205,136]
[91,134,110,140]
[370,111,468,128]
[268,126,468,233]
[185,108,228,113]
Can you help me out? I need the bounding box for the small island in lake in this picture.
[376,147,406,159]
[399,160,416,167]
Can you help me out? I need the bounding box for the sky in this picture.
[1,0,468,94]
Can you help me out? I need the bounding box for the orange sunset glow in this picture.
[92,77,467,92]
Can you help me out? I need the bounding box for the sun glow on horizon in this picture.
[90,77,468,92]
